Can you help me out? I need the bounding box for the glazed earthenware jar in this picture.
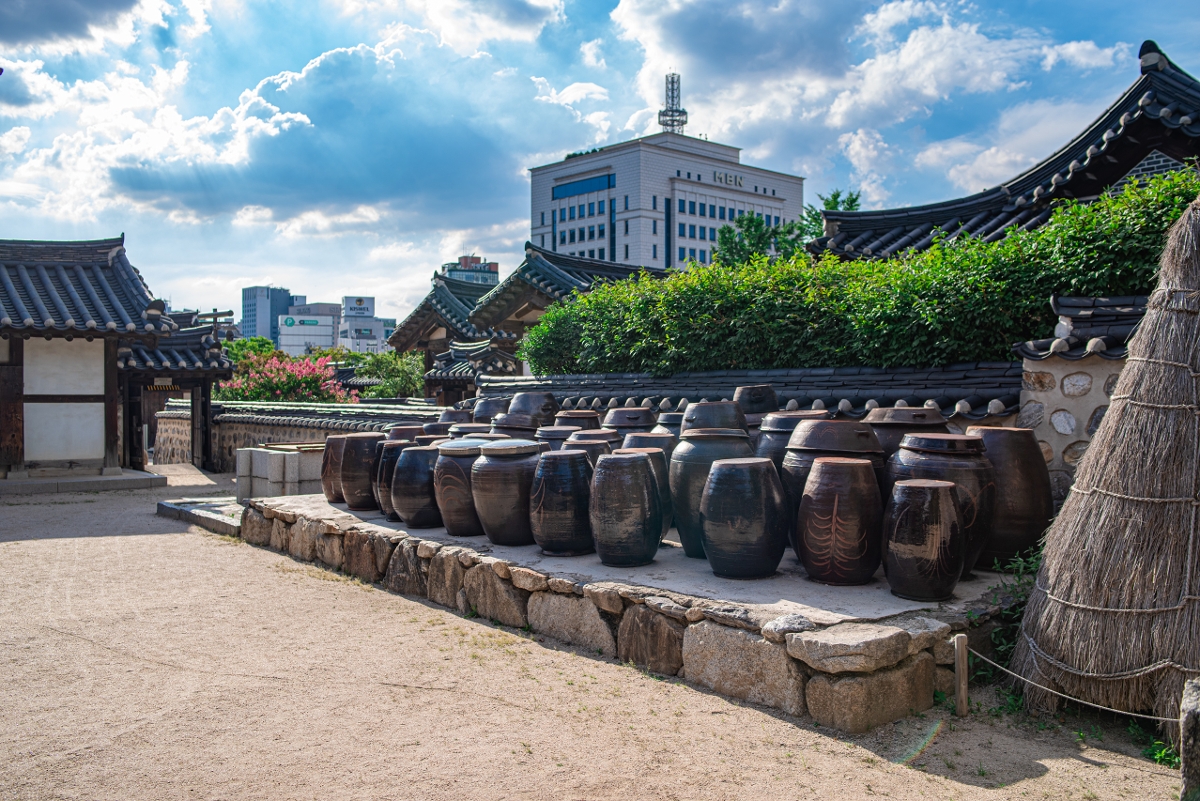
[449,423,492,439]
[422,422,454,436]
[564,437,611,467]
[589,452,662,567]
[530,449,594,555]
[680,401,747,434]
[700,457,788,579]
[490,413,539,440]
[375,441,407,521]
[471,396,510,424]
[509,392,559,427]
[535,426,581,451]
[438,409,473,424]
[434,439,487,537]
[885,433,996,577]
[796,457,883,585]
[883,479,964,601]
[339,432,385,511]
[568,429,622,445]
[652,412,684,440]
[733,384,778,418]
[472,439,541,546]
[669,428,755,558]
[602,407,658,437]
[320,434,348,503]
[754,411,830,471]
[780,420,886,515]
[386,425,424,442]
[614,447,673,541]
[964,426,1053,569]
[555,410,601,430]
[390,445,442,528]
[622,431,677,460]
[864,407,950,460]
[415,435,449,447]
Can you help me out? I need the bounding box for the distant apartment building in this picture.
[441,255,499,286]
[241,286,302,344]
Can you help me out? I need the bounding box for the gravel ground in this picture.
[0,470,1182,800]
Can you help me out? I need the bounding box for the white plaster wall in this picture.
[24,338,104,394]
[24,403,105,461]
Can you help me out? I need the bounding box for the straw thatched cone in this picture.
[1013,195,1200,733]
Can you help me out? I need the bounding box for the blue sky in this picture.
[1,1,1198,320]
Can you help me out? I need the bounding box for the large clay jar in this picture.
[434,440,487,537]
[796,457,883,585]
[864,407,950,460]
[755,411,829,472]
[439,409,473,424]
[472,396,510,424]
[375,441,407,520]
[387,425,423,442]
[589,452,662,567]
[885,433,996,577]
[614,447,673,540]
[603,407,658,437]
[390,445,442,527]
[423,422,454,436]
[509,392,559,427]
[669,428,754,558]
[555,410,601,430]
[622,430,677,460]
[780,420,886,517]
[415,434,448,447]
[700,457,788,579]
[449,423,492,439]
[883,479,964,601]
[568,429,622,445]
[536,425,581,451]
[964,426,1053,569]
[320,434,348,503]
[530,449,594,555]
[491,413,538,440]
[733,384,778,417]
[652,412,684,439]
[471,439,540,546]
[680,401,747,434]
[564,437,611,466]
[339,432,385,511]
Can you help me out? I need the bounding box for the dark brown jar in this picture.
[564,436,611,466]
[614,447,673,541]
[568,428,622,445]
[883,479,963,601]
[439,409,473,424]
[509,392,559,426]
[339,432,385,511]
[964,426,1052,569]
[530,449,594,555]
[415,435,449,447]
[754,411,830,472]
[423,422,454,436]
[536,425,581,451]
[780,420,885,519]
[885,433,996,577]
[796,457,883,585]
[371,440,386,508]
[652,412,684,439]
[471,439,541,546]
[386,425,424,442]
[680,401,747,434]
[622,430,677,460]
[669,428,754,558]
[320,434,348,503]
[864,407,950,460]
[472,396,510,423]
[733,384,778,418]
[375,441,407,521]
[602,407,658,437]
[701,457,788,579]
[555,409,601,430]
[434,439,487,537]
[590,452,662,567]
[449,423,492,439]
[491,412,539,440]
[390,445,442,528]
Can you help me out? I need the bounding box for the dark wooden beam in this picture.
[0,337,23,469]
[22,394,106,403]
[104,338,120,471]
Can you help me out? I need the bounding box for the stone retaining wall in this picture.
[242,497,1014,733]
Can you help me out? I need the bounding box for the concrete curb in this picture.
[158,498,242,537]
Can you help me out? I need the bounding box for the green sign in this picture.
[284,317,295,326]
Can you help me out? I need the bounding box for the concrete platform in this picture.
[157,497,243,537]
[0,469,169,496]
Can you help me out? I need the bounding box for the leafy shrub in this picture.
[354,350,425,399]
[519,169,1200,376]
[224,336,277,363]
[214,353,357,403]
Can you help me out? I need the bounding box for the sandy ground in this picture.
[0,468,1182,800]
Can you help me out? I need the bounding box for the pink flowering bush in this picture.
[214,353,358,403]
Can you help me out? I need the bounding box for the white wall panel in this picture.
[24,403,105,461]
[23,338,104,394]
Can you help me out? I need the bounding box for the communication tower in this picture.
[657,73,688,134]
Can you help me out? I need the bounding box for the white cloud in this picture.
[1041,40,1131,71]
[839,128,892,205]
[531,77,609,106]
[0,126,31,155]
[581,39,606,69]
[858,0,940,44]
[338,0,564,55]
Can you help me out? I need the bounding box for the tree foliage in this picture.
[518,169,1200,376]
[353,350,425,399]
[711,188,861,265]
[224,336,277,363]
[214,353,357,403]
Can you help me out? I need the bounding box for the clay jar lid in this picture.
[811,456,875,467]
[380,440,409,450]
[479,439,541,456]
[568,429,623,443]
[438,409,473,424]
[492,412,539,429]
[468,432,511,441]
[786,420,883,453]
[438,439,490,456]
[760,410,829,432]
[733,384,778,415]
[863,407,948,426]
[964,425,1032,438]
[536,425,581,440]
[680,427,750,440]
[603,407,657,427]
[449,423,493,437]
[894,478,956,489]
[898,432,986,454]
[655,412,684,425]
[387,425,424,441]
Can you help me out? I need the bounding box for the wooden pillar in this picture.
[103,338,120,473]
[198,379,214,472]
[0,337,24,473]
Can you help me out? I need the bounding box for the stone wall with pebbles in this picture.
[1018,355,1125,504]
[155,414,334,472]
[241,497,1014,734]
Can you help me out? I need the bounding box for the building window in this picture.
[598,223,605,238]
[689,248,696,259]
[678,198,685,213]
[707,204,715,217]
[589,249,595,258]
[679,247,686,261]
[688,200,696,215]
[738,209,744,217]
[624,195,629,210]
[699,227,706,241]
[754,186,758,192]
[579,227,585,240]
[598,199,605,214]
[560,231,566,245]
[625,244,629,259]
[688,224,696,239]
[774,216,780,226]
[569,206,576,220]
[588,226,595,240]
[700,250,707,263]
[730,207,736,218]
[699,203,706,217]
[624,219,629,235]
[558,208,564,222]
[578,204,585,218]
[540,212,545,226]
[772,189,776,196]
[539,234,544,246]
[598,248,605,259]
[588,202,595,217]
[676,170,681,177]
[569,230,576,243]
[652,196,657,210]
[678,223,686,237]
[687,172,691,179]
[718,207,725,220]
[652,220,657,235]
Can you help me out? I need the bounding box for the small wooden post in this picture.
[954,633,969,717]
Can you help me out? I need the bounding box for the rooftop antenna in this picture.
[658,73,687,135]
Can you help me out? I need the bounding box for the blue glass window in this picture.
[699,204,706,217]
[560,231,566,245]
[623,220,628,235]
[710,227,716,239]
[688,224,696,239]
[775,216,780,226]
[540,212,544,226]
[569,206,575,220]
[599,199,605,214]
[688,201,696,215]
[731,207,737,218]
[718,207,725,220]
[678,198,685,213]
[653,244,658,259]
[652,196,657,210]
[624,244,629,259]
[678,223,686,237]
[588,249,595,258]
[551,173,615,200]
[588,202,595,217]
[652,220,657,235]
[689,248,696,259]
[678,247,686,261]
[578,204,585,218]
[569,230,576,243]
[710,204,716,217]
[624,196,629,210]
[700,250,707,263]
[579,227,585,240]
[699,227,706,241]
[539,234,544,246]
[588,226,595,240]
[598,224,605,238]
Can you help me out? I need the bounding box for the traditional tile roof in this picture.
[1013,295,1147,361]
[116,324,232,373]
[0,235,177,335]
[159,398,445,429]
[467,242,664,329]
[809,41,1200,260]
[425,339,519,383]
[387,274,496,351]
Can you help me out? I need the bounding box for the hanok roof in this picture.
[0,235,177,335]
[387,274,496,351]
[1013,295,1146,361]
[467,242,663,329]
[118,324,233,374]
[809,41,1200,260]
[425,339,519,384]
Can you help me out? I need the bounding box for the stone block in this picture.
[283,451,300,483]
[1063,440,1089,465]
[416,540,441,559]
[236,448,252,478]
[617,604,684,676]
[1017,401,1044,429]
[682,620,805,716]
[343,529,380,583]
[787,623,911,674]
[702,604,767,632]
[283,481,300,496]
[510,567,549,593]
[644,596,688,623]
[805,652,935,733]
[299,450,323,481]
[1022,371,1055,392]
[288,517,321,562]
[299,480,323,496]
[903,618,952,656]
[385,539,427,597]
[932,637,955,665]
[584,583,625,614]
[427,548,467,608]
[1050,409,1076,435]
[457,550,478,568]
[934,666,955,697]
[315,532,343,570]
[269,517,290,552]
[463,564,529,628]
[250,448,273,480]
[1061,371,1092,397]
[478,557,511,579]
[761,614,817,644]
[1181,678,1200,801]
[242,508,272,546]
[373,534,400,577]
[251,476,276,499]
[527,592,615,657]
[547,577,578,594]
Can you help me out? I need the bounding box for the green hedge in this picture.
[518,170,1200,375]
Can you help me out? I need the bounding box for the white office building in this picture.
[277,314,337,356]
[337,297,395,354]
[529,132,804,269]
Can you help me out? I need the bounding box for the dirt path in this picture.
[0,480,1181,800]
